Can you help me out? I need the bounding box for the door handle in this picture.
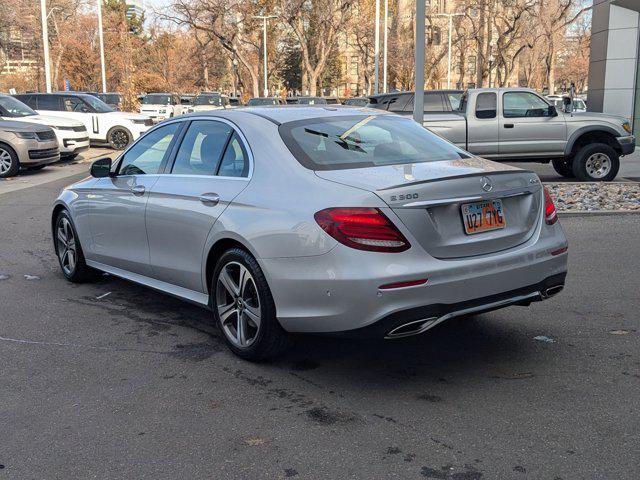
[131,184,146,196]
[199,193,220,206]
[504,123,515,129]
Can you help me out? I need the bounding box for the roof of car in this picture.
[182,105,389,125]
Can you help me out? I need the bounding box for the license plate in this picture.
[461,199,506,235]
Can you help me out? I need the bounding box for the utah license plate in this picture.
[461,199,506,235]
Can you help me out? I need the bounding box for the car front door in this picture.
[145,119,251,293]
[85,122,183,276]
[499,91,567,158]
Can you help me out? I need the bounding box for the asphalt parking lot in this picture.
[1,159,639,479]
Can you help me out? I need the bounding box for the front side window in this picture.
[171,120,233,175]
[475,92,497,119]
[503,92,551,118]
[280,114,468,171]
[118,123,181,175]
[63,96,90,113]
[82,95,113,113]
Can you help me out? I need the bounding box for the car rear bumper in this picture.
[617,135,635,155]
[260,221,568,335]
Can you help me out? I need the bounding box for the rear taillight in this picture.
[544,187,558,225]
[314,207,410,252]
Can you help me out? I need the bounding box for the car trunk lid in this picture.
[315,157,542,259]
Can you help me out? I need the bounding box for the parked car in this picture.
[188,92,229,112]
[0,120,60,177]
[180,94,195,106]
[229,97,242,107]
[139,93,187,123]
[247,97,283,106]
[52,107,568,360]
[546,95,587,113]
[296,96,328,105]
[343,97,369,107]
[88,92,123,111]
[368,89,463,114]
[323,97,340,105]
[0,94,89,160]
[14,92,152,150]
[421,88,635,181]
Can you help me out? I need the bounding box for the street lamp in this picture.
[413,0,426,123]
[382,0,388,93]
[433,12,464,89]
[232,58,238,97]
[39,0,52,92]
[253,14,277,97]
[97,0,107,93]
[374,0,380,94]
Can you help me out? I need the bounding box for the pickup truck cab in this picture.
[423,88,635,181]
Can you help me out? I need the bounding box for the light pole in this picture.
[413,0,426,123]
[232,58,238,97]
[97,0,107,93]
[434,12,463,89]
[254,14,277,97]
[39,0,52,92]
[374,0,380,94]
[383,0,388,93]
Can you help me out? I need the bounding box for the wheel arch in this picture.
[0,140,18,157]
[51,202,69,237]
[565,126,622,158]
[203,235,259,297]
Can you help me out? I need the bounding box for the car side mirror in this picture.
[90,157,112,178]
[548,105,558,117]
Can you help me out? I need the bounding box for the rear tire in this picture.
[551,158,575,178]
[572,143,619,181]
[0,143,19,178]
[54,210,96,283]
[211,248,292,361]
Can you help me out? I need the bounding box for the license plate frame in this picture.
[461,199,506,235]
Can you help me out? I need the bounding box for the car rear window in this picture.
[279,114,469,171]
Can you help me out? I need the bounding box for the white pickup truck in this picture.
[419,88,635,181]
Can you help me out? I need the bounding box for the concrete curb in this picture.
[559,210,640,216]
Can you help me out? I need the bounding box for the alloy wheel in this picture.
[111,130,129,149]
[215,261,261,348]
[57,217,77,276]
[0,148,12,175]
[585,153,611,179]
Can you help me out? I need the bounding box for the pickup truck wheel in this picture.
[551,158,575,178]
[572,143,619,181]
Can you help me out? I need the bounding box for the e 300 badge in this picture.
[390,193,419,202]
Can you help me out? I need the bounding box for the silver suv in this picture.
[0,120,60,177]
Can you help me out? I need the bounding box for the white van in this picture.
[139,93,187,123]
[0,94,89,159]
[14,93,152,150]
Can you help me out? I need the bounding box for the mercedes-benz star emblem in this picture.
[481,176,493,192]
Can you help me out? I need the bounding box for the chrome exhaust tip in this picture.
[385,317,439,339]
[543,285,564,298]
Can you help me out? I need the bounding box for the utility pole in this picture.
[433,13,464,89]
[374,0,380,94]
[383,0,388,93]
[39,0,52,93]
[254,15,277,97]
[413,0,426,123]
[97,0,107,93]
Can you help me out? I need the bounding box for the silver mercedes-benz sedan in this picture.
[52,107,568,360]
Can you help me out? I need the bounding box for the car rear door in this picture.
[85,122,183,276]
[145,118,251,293]
[498,91,567,158]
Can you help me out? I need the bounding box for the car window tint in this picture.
[37,95,62,110]
[475,92,497,119]
[171,120,232,175]
[402,93,445,113]
[388,94,411,112]
[503,92,551,118]
[119,123,180,176]
[62,96,87,113]
[217,132,249,177]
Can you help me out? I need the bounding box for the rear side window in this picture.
[217,133,249,177]
[402,93,445,113]
[14,95,35,108]
[475,92,497,119]
[387,94,411,112]
[37,95,62,110]
[171,120,232,175]
[280,114,468,171]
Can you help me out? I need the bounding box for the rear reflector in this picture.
[544,186,558,225]
[314,207,410,253]
[550,246,568,256]
[379,279,428,290]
